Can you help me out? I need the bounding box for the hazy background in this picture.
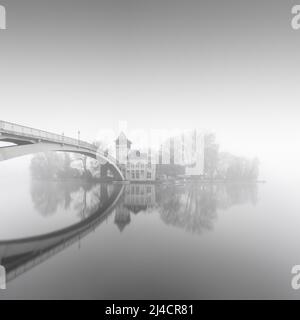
[0,0,300,181]
[1,1,300,299]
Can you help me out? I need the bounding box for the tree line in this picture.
[204,134,259,181]
[30,133,260,181]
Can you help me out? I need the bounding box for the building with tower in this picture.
[115,132,156,182]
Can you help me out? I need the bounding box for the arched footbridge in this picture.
[0,120,124,181]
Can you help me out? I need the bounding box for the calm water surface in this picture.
[0,158,300,299]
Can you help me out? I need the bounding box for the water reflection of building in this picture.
[156,182,258,234]
[114,207,131,232]
[124,184,156,213]
[113,182,258,234]
[30,177,259,235]
[114,184,156,232]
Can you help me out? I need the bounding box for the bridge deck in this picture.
[0,120,124,179]
[0,120,96,151]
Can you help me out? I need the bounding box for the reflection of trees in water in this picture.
[73,184,101,220]
[113,182,258,234]
[156,182,258,234]
[30,181,112,219]
[216,183,258,210]
[31,180,259,235]
[156,184,218,234]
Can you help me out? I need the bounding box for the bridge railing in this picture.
[0,120,120,165]
[0,120,96,151]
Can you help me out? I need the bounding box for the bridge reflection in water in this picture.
[0,181,258,286]
[0,183,124,285]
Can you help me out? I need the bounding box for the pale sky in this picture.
[1,0,300,180]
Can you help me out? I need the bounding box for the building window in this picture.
[136,171,140,179]
[131,172,135,179]
[147,172,152,179]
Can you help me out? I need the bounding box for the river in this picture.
[0,156,299,299]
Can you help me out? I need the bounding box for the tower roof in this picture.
[114,209,131,232]
[115,132,132,146]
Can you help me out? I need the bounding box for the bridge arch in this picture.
[0,142,124,181]
[0,120,124,181]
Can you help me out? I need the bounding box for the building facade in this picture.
[159,130,204,177]
[115,133,156,182]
